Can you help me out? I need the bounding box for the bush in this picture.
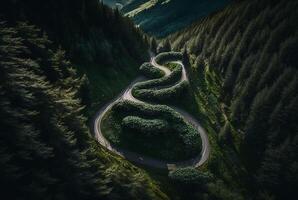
[104,51,201,161]
[133,62,187,102]
[177,123,202,156]
[122,116,169,135]
[113,100,184,123]
[133,80,188,102]
[135,63,183,89]
[111,100,202,160]
[155,52,183,64]
[139,62,165,79]
[169,167,213,184]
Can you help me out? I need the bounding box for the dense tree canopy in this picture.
[0,21,167,200]
[168,0,298,199]
[0,0,150,114]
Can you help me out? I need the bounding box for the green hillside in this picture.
[122,0,231,38]
[101,52,202,162]
[0,21,168,200]
[1,0,150,117]
[0,0,169,199]
[167,0,298,199]
[1,0,297,199]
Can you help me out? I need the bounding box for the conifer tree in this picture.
[150,37,158,54]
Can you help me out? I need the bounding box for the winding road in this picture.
[94,53,210,169]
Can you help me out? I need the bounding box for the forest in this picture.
[0,0,297,200]
[168,0,298,199]
[0,0,150,117]
[0,0,167,199]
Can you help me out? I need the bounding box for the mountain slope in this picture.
[168,0,298,199]
[102,0,130,8]
[0,1,170,199]
[1,0,150,116]
[0,21,167,200]
[122,0,231,38]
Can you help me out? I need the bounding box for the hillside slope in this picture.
[122,0,230,38]
[1,0,150,115]
[0,1,169,199]
[0,21,167,200]
[168,0,298,199]
[102,0,130,8]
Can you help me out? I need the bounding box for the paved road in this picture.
[94,53,210,169]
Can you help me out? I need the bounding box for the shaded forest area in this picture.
[1,0,148,66]
[1,0,298,199]
[0,1,168,199]
[169,0,298,199]
[0,0,150,115]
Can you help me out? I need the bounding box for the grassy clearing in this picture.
[75,59,139,118]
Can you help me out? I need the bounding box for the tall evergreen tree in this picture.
[0,21,167,200]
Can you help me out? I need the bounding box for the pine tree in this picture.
[0,21,165,200]
[279,34,298,67]
[218,122,232,146]
[163,39,171,52]
[150,37,157,54]
[166,1,298,198]
[182,47,190,67]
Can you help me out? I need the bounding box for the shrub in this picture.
[122,116,169,135]
[177,123,202,156]
[104,51,202,161]
[139,62,165,79]
[135,63,183,89]
[133,80,188,102]
[133,62,187,102]
[169,167,213,184]
[114,101,201,151]
[113,100,184,123]
[155,52,183,64]
[111,100,202,160]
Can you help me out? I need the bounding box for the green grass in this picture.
[75,59,139,118]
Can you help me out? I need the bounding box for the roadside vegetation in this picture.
[140,62,165,78]
[133,62,188,102]
[169,167,213,184]
[101,52,202,161]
